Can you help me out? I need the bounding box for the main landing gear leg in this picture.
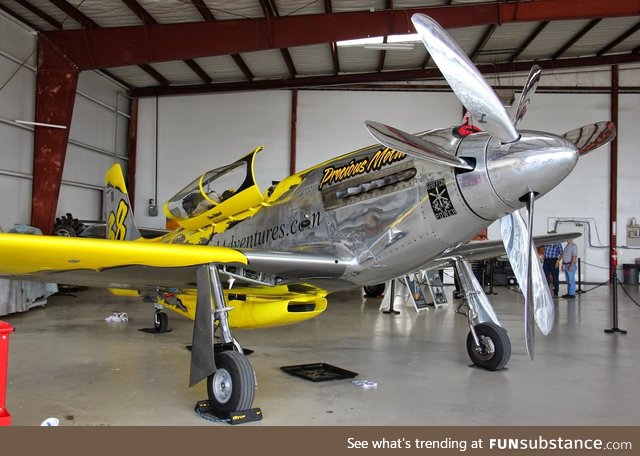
[153,304,170,333]
[190,264,257,421]
[452,257,511,371]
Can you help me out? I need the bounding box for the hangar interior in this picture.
[0,0,639,425]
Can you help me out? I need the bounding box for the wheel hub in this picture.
[473,335,496,361]
[212,368,233,404]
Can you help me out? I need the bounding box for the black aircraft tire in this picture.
[207,350,256,413]
[154,311,169,332]
[363,284,385,297]
[53,225,76,237]
[466,322,511,371]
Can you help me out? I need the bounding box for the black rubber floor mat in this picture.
[280,363,358,382]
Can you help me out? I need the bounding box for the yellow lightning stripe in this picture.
[0,234,247,275]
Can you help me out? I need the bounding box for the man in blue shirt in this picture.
[543,242,563,297]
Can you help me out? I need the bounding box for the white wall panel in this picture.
[134,98,157,226]
[69,95,119,153]
[0,12,36,226]
[57,185,102,223]
[0,176,31,230]
[62,144,118,188]
[0,13,35,59]
[0,63,35,121]
[76,71,128,109]
[616,93,640,267]
[295,90,461,172]
[0,123,33,174]
[0,11,129,227]
[135,91,291,228]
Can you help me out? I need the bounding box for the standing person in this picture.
[561,239,578,298]
[542,242,563,297]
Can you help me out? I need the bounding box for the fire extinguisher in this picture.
[612,247,618,268]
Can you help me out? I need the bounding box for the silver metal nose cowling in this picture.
[486,131,579,209]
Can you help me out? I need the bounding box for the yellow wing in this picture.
[0,233,247,290]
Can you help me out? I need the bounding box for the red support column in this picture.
[0,321,15,426]
[127,97,139,211]
[289,89,298,175]
[31,35,79,234]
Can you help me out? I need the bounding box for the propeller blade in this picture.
[500,210,555,358]
[512,65,542,128]
[524,192,536,360]
[563,121,616,155]
[365,120,473,170]
[411,14,519,143]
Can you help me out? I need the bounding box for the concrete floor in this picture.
[2,283,639,426]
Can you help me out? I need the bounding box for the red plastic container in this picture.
[0,320,15,426]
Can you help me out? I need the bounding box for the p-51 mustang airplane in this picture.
[0,14,614,416]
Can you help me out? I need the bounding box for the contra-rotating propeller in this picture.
[365,14,616,359]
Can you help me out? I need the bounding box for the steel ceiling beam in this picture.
[120,0,156,25]
[260,0,297,79]
[324,0,339,75]
[470,24,498,61]
[190,0,253,81]
[139,63,169,86]
[231,55,254,81]
[14,0,62,29]
[377,1,395,73]
[597,20,640,55]
[0,3,38,30]
[552,18,602,59]
[42,0,640,71]
[184,59,213,84]
[509,21,549,62]
[120,0,211,84]
[377,36,388,72]
[48,0,99,28]
[129,52,640,97]
[190,0,214,21]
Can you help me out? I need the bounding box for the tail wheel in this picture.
[154,311,169,332]
[466,322,511,371]
[207,350,256,413]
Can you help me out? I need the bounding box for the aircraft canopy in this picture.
[164,147,265,229]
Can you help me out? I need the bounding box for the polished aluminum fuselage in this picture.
[211,128,577,292]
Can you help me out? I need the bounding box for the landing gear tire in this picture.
[207,350,256,414]
[466,322,511,371]
[363,284,385,297]
[53,225,76,237]
[154,311,169,332]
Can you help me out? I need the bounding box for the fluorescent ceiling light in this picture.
[337,37,384,47]
[363,43,415,50]
[15,120,67,129]
[337,33,421,47]
[387,33,420,43]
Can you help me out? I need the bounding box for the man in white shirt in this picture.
[561,239,578,298]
